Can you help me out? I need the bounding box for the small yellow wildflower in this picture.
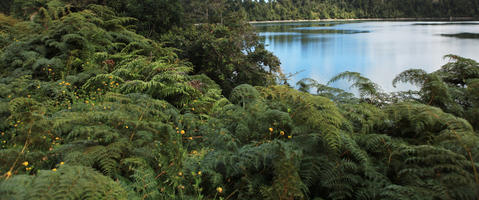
[188,137,193,140]
[216,187,223,193]
[269,128,273,132]
[191,107,195,111]
[48,68,52,72]
[55,137,60,140]
[6,171,12,176]
[52,168,57,172]
[60,162,64,165]
[198,171,202,175]
[180,130,185,135]
[192,150,198,154]
[176,127,179,130]
[125,125,129,129]
[288,135,292,139]
[178,172,183,176]
[22,161,29,166]
[85,100,89,104]
[27,95,31,98]
[280,131,285,136]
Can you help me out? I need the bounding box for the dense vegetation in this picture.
[1,1,478,200]
[231,0,479,21]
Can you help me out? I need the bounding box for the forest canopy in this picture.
[0,1,478,200]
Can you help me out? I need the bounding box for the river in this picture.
[254,21,479,92]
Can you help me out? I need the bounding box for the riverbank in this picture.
[249,17,477,24]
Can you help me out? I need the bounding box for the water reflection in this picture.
[255,21,479,92]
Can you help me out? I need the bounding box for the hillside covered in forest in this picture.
[0,1,479,200]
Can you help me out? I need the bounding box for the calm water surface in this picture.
[254,21,479,92]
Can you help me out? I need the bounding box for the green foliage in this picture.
[161,21,281,95]
[105,0,184,37]
[0,165,129,199]
[213,0,479,21]
[393,55,479,130]
[1,2,478,200]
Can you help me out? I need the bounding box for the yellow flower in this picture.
[216,187,223,193]
[22,161,29,166]
[176,127,179,130]
[191,107,195,111]
[125,125,129,129]
[60,162,64,165]
[192,150,198,154]
[55,137,60,140]
[198,171,202,175]
[85,100,89,104]
[188,137,193,140]
[178,172,183,176]
[280,131,285,136]
[52,168,57,172]
[288,135,292,139]
[180,130,185,135]
[6,171,12,176]
[269,128,273,132]
[48,68,52,72]
[27,95,31,98]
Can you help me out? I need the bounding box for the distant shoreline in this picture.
[249,17,477,24]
